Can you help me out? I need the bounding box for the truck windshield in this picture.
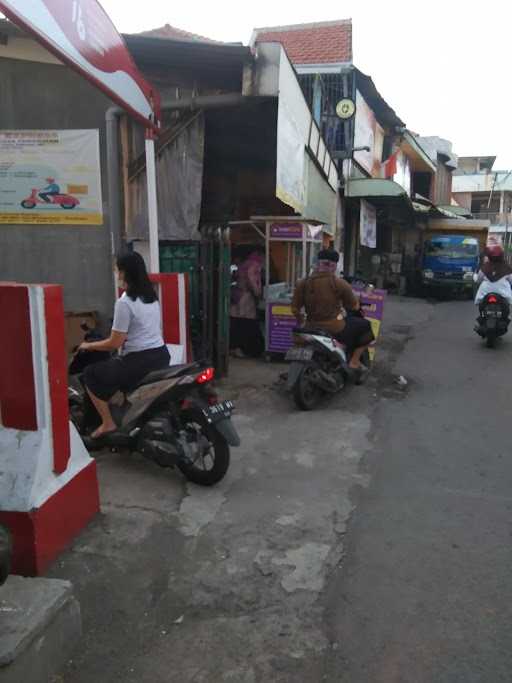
[426,242,479,259]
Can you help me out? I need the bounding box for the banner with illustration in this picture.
[0,130,103,225]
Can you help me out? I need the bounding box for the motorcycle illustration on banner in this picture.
[21,183,80,210]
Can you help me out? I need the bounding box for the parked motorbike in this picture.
[475,293,510,348]
[21,188,80,210]
[285,310,371,410]
[69,324,239,486]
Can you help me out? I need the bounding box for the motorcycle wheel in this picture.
[178,409,230,486]
[21,200,36,209]
[293,362,322,411]
[61,203,76,210]
[486,332,496,348]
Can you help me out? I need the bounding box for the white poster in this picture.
[393,150,412,197]
[354,91,385,178]
[0,130,103,225]
[360,199,377,248]
[276,50,308,213]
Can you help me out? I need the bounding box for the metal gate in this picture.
[159,229,231,375]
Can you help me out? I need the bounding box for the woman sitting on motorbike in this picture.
[474,244,512,307]
[79,252,170,439]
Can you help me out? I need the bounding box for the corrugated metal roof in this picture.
[123,34,252,79]
[355,68,405,130]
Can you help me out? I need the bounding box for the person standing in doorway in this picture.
[230,249,265,358]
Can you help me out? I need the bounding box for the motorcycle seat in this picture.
[134,363,198,389]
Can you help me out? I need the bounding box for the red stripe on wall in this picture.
[0,460,100,576]
[0,284,37,430]
[150,274,181,344]
[43,286,70,474]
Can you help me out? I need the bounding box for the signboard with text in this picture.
[0,129,103,225]
[267,302,297,353]
[354,286,387,361]
[270,223,304,240]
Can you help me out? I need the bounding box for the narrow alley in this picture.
[46,297,512,683]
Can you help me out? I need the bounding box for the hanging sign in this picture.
[360,199,377,248]
[0,130,103,225]
[0,0,160,126]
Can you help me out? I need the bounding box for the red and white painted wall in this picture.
[0,282,100,576]
[132,245,192,363]
[150,273,191,363]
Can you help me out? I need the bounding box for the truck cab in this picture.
[422,235,480,295]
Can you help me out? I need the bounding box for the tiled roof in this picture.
[252,19,352,65]
[138,24,220,44]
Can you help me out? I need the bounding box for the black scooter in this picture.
[475,293,510,348]
[69,325,239,486]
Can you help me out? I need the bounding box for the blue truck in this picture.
[422,233,483,297]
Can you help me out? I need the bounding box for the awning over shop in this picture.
[345,178,414,219]
[346,178,409,200]
[345,179,482,230]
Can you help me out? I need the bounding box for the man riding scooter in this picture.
[39,177,61,203]
[291,249,374,383]
[474,244,512,326]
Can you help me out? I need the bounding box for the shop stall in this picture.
[229,216,328,355]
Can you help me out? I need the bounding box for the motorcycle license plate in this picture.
[285,347,313,362]
[203,400,234,423]
[485,310,501,317]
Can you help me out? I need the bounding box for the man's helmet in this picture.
[485,244,505,261]
[45,177,55,183]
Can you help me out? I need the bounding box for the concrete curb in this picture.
[0,576,81,683]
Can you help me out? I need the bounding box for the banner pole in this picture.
[145,133,160,274]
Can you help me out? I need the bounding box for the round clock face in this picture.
[336,98,356,120]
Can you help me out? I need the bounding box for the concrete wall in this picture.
[452,192,472,210]
[453,172,512,194]
[432,163,453,206]
[0,57,115,321]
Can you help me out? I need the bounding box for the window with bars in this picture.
[298,71,354,156]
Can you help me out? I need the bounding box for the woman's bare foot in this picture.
[91,422,117,439]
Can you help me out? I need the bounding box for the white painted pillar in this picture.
[145,137,160,274]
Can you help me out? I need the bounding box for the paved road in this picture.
[323,300,512,682]
[50,297,512,682]
[52,301,413,683]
